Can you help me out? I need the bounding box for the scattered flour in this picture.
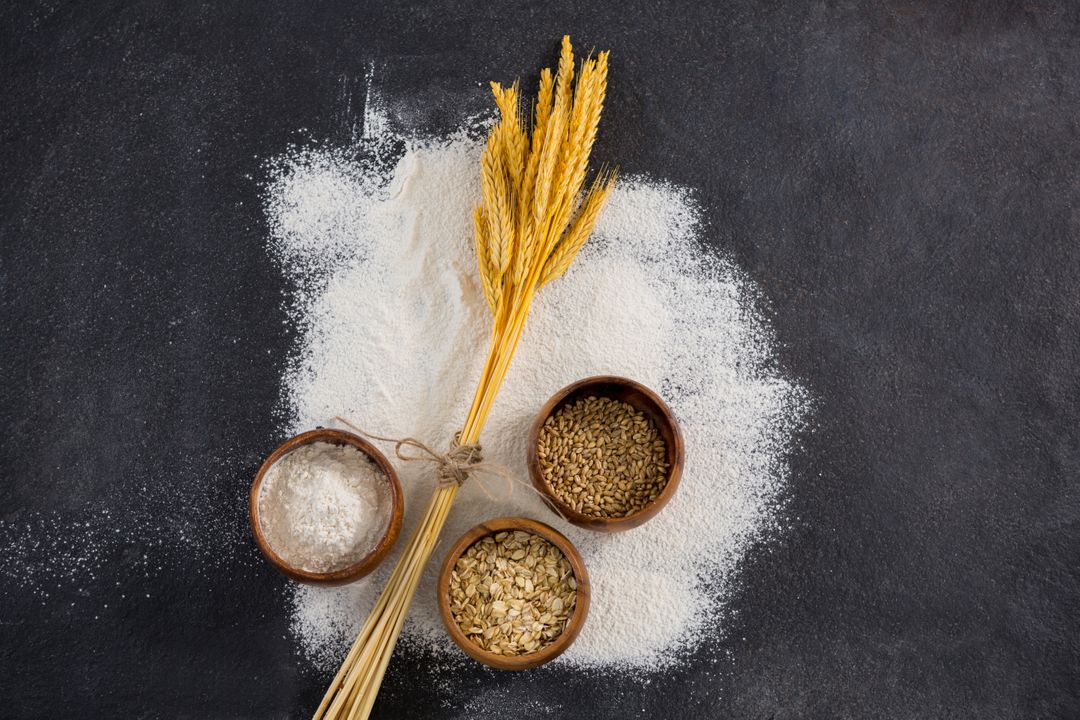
[264,103,807,672]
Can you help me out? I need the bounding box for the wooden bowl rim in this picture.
[527,375,685,532]
[436,516,590,671]
[249,427,404,586]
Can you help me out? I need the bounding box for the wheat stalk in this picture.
[313,35,613,720]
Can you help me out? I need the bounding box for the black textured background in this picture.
[2,1,1079,718]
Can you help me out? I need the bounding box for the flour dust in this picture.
[264,98,808,673]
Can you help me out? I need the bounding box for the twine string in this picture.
[332,417,566,518]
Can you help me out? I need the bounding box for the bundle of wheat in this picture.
[313,35,613,720]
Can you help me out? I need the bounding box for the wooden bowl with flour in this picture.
[249,428,404,585]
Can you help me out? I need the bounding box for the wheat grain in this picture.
[539,171,616,286]
[492,81,526,188]
[516,68,554,280]
[472,206,498,311]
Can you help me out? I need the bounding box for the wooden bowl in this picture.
[527,375,685,532]
[249,428,404,585]
[437,517,590,670]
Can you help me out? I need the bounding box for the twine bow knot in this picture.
[334,418,494,489]
[331,417,566,518]
[389,433,487,488]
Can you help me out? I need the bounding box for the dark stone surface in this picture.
[2,1,1078,718]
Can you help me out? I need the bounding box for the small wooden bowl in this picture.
[437,517,590,670]
[527,375,685,532]
[249,428,404,585]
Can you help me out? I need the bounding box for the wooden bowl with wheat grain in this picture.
[527,375,685,532]
[249,428,404,586]
[437,517,590,670]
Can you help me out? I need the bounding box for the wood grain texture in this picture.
[436,516,590,670]
[527,375,685,532]
[249,428,404,585]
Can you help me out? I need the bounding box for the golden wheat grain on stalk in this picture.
[314,35,614,720]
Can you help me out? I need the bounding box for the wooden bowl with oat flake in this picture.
[437,517,590,670]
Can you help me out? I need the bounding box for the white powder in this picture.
[264,99,808,671]
[258,442,391,574]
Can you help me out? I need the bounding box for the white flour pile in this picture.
[264,110,807,671]
[257,442,391,573]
